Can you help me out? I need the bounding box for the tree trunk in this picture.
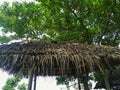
[103,71,111,90]
[27,73,33,90]
[83,73,90,90]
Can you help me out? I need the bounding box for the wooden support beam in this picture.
[27,73,33,90]
[33,75,37,90]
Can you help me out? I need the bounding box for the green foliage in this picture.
[0,36,12,43]
[56,76,73,86]
[2,74,26,90]
[0,2,44,39]
[17,83,26,90]
[2,75,20,90]
[0,35,18,44]
[0,0,120,45]
[56,76,75,90]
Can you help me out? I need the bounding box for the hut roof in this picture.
[0,41,120,76]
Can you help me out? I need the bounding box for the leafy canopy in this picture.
[2,74,26,90]
[0,0,119,45]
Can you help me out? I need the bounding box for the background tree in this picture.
[17,83,26,90]
[0,2,45,40]
[2,74,26,90]
[0,1,120,45]
[56,76,75,90]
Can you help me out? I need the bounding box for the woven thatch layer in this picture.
[0,41,120,76]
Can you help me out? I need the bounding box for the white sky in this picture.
[0,0,75,90]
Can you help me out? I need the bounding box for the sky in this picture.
[0,0,75,90]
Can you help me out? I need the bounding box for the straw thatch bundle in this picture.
[0,41,120,76]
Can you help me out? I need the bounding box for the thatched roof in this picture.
[0,41,120,76]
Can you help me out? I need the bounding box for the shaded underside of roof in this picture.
[95,74,120,89]
[94,82,120,89]
[93,66,120,89]
[0,41,120,76]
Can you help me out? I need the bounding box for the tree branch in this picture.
[97,14,111,45]
[70,8,92,43]
[113,29,120,43]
